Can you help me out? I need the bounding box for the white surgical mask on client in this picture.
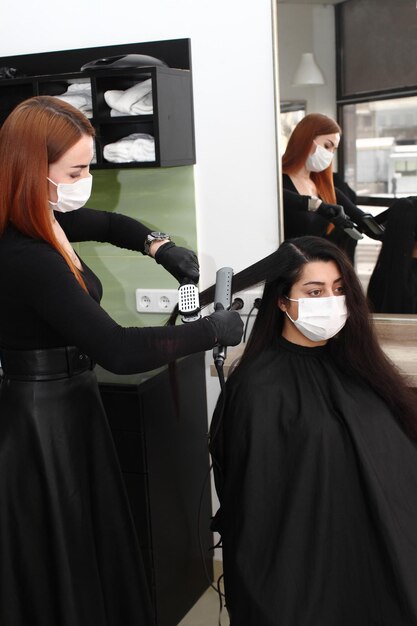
[47,174,93,213]
[285,295,348,342]
[306,142,334,173]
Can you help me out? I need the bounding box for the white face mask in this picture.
[47,174,93,213]
[306,142,334,173]
[285,295,348,342]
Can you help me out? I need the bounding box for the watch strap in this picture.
[144,232,171,255]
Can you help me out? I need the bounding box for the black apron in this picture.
[0,347,154,626]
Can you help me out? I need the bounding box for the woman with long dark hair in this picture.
[0,96,242,626]
[207,236,417,626]
[367,196,417,313]
[282,113,384,259]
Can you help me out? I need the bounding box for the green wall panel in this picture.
[80,166,197,327]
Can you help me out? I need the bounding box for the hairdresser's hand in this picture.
[317,202,355,231]
[205,308,244,347]
[154,242,200,283]
[355,214,386,241]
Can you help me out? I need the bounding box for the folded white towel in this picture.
[54,95,93,117]
[104,79,153,116]
[54,83,93,118]
[67,82,92,93]
[103,133,155,163]
[109,109,126,118]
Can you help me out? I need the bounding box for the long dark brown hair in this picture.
[198,236,417,441]
[0,96,95,290]
[282,113,341,204]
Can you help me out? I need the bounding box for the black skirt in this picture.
[0,347,154,626]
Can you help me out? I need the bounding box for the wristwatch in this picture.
[144,231,171,255]
[308,196,321,212]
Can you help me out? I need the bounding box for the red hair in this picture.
[282,113,341,204]
[0,96,95,290]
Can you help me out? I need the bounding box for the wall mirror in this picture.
[274,0,417,321]
[280,100,306,153]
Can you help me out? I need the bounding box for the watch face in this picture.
[151,231,168,239]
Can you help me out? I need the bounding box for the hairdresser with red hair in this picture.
[282,113,379,260]
[0,96,242,626]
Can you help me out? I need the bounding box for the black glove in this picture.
[317,202,355,230]
[154,241,200,284]
[205,308,244,347]
[356,214,385,241]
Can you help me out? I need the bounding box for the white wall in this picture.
[0,0,279,280]
[277,3,337,120]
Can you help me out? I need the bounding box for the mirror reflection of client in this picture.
[208,236,417,626]
[282,113,384,261]
[367,197,417,313]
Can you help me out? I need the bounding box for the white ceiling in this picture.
[277,0,346,4]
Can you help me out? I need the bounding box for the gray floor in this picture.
[178,561,229,626]
[177,587,229,626]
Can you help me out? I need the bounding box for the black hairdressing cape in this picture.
[210,336,417,626]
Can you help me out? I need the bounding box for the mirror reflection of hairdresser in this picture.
[282,113,384,261]
[208,236,417,626]
[0,96,243,626]
[367,197,417,313]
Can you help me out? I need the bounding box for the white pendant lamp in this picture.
[292,53,325,86]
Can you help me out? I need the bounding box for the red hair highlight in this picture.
[0,96,95,290]
[282,113,341,204]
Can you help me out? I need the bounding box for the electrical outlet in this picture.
[231,289,263,316]
[136,287,263,316]
[136,289,178,313]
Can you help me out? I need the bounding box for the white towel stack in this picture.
[54,83,93,118]
[104,79,153,117]
[103,133,155,163]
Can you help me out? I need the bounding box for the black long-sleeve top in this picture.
[0,208,215,374]
[282,173,366,239]
[282,174,368,259]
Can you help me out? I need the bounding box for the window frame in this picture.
[335,5,417,206]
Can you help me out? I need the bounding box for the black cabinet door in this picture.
[99,353,213,626]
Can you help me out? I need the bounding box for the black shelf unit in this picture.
[0,39,196,168]
[98,353,213,626]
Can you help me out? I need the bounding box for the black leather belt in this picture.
[0,346,95,381]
